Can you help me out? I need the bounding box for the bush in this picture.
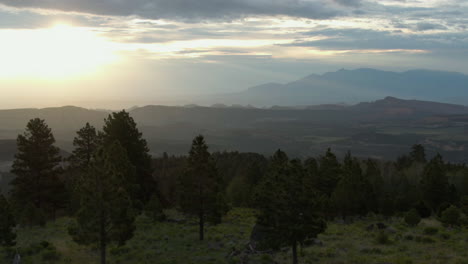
[403,234,414,241]
[423,227,438,235]
[404,209,421,227]
[440,232,451,240]
[437,202,451,217]
[414,236,435,243]
[375,231,391,245]
[41,248,61,262]
[414,201,431,218]
[144,194,166,222]
[441,205,461,226]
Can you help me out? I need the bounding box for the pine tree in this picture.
[101,110,155,206]
[69,123,99,169]
[255,151,326,264]
[365,159,384,213]
[420,154,449,212]
[317,148,342,197]
[10,118,64,224]
[332,152,375,217]
[410,144,426,164]
[69,142,136,264]
[178,135,228,241]
[67,123,100,214]
[0,194,16,247]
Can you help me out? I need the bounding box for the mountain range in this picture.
[204,68,468,106]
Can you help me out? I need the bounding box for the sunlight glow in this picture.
[0,24,119,79]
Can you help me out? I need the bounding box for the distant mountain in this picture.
[212,68,468,106]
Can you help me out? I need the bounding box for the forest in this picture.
[2,110,468,264]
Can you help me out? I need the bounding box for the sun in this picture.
[0,23,118,79]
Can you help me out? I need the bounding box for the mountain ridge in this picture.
[231,68,468,106]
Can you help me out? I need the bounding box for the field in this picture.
[2,208,468,264]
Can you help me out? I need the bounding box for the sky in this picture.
[0,0,467,109]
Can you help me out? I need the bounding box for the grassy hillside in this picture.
[3,208,468,264]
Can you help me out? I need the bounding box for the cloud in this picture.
[332,0,362,7]
[415,22,447,31]
[289,28,468,51]
[0,0,346,21]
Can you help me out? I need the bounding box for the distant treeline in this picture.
[2,110,468,264]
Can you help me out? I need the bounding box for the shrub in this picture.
[375,231,391,245]
[423,227,438,235]
[437,202,451,217]
[403,234,414,241]
[404,209,421,227]
[414,201,431,218]
[144,194,166,222]
[440,232,451,240]
[41,248,61,262]
[414,236,435,243]
[441,205,461,226]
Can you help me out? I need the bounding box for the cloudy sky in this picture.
[0,0,467,108]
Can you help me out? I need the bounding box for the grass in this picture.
[3,209,468,264]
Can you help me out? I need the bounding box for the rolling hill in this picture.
[1,97,468,163]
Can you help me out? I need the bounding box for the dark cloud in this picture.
[332,0,362,7]
[290,28,468,51]
[415,22,447,31]
[0,0,345,21]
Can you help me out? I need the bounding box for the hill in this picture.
[1,97,468,161]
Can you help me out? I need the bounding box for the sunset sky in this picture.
[0,0,467,109]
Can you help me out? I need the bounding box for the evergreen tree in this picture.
[69,142,136,264]
[178,135,228,241]
[67,123,100,213]
[10,118,65,224]
[144,194,166,222]
[101,110,155,206]
[420,154,449,212]
[255,152,326,264]
[68,123,99,169]
[0,194,16,247]
[317,148,341,197]
[332,152,375,217]
[365,159,384,213]
[410,144,426,164]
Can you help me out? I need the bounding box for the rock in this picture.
[313,238,323,246]
[386,226,397,234]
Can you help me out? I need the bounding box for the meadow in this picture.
[3,208,468,264]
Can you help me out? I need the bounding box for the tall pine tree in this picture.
[69,123,99,169]
[332,152,375,218]
[178,135,228,241]
[317,148,342,197]
[10,118,65,225]
[420,154,449,212]
[69,141,137,264]
[67,123,100,213]
[101,111,155,206]
[255,151,326,264]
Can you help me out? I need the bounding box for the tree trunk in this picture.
[199,210,204,241]
[292,240,298,264]
[100,214,106,264]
